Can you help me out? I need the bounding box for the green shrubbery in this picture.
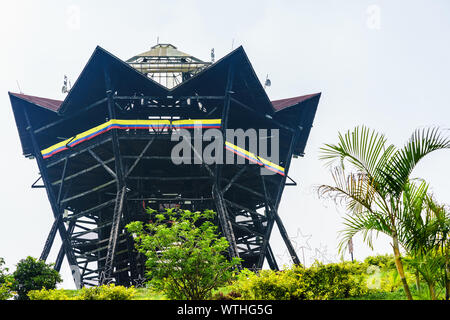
[28,284,136,300]
[28,288,73,300]
[363,254,396,270]
[218,255,430,300]
[76,284,136,300]
[227,262,369,300]
[2,251,442,300]
[0,258,14,300]
[22,254,442,300]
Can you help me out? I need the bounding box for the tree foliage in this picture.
[11,256,62,300]
[0,258,14,300]
[318,126,450,300]
[126,208,241,300]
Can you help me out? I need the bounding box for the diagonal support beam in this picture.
[60,180,116,204]
[56,156,69,204]
[88,149,117,179]
[40,214,63,261]
[101,186,127,284]
[126,136,156,177]
[222,165,247,194]
[23,109,82,289]
[51,157,115,186]
[31,175,45,189]
[40,156,70,262]
[54,220,76,272]
[213,184,240,262]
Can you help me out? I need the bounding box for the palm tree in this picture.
[400,185,450,299]
[318,126,450,300]
[396,180,449,299]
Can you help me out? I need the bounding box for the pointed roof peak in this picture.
[127,43,197,60]
[9,92,63,112]
[151,43,177,49]
[126,43,211,89]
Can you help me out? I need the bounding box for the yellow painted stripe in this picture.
[225,141,285,173]
[173,119,221,125]
[41,119,220,157]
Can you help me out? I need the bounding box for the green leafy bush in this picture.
[75,284,136,300]
[28,284,136,300]
[0,283,14,300]
[28,288,72,300]
[230,262,368,300]
[363,254,396,271]
[0,258,14,300]
[302,262,368,299]
[232,268,300,300]
[12,256,62,300]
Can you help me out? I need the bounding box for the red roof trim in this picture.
[9,91,321,114]
[271,92,321,112]
[9,92,63,112]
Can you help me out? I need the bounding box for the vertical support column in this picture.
[272,131,301,265]
[24,109,82,289]
[101,68,138,284]
[213,63,240,263]
[257,174,277,269]
[104,70,125,189]
[258,129,301,268]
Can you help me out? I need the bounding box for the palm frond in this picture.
[337,210,391,254]
[318,166,374,213]
[320,126,397,178]
[317,165,393,218]
[383,127,450,196]
[397,180,449,254]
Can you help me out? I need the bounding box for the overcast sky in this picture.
[1,0,449,289]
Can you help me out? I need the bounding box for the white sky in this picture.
[1,0,449,289]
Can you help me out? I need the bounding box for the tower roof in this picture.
[127,43,201,61]
[126,43,211,88]
[9,45,320,158]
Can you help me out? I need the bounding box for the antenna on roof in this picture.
[62,75,72,94]
[264,74,271,89]
[211,48,215,63]
[231,39,235,50]
[16,80,23,94]
[157,36,160,44]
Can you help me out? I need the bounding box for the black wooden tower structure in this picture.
[8,44,321,288]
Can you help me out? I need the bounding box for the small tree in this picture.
[126,208,241,300]
[12,256,62,300]
[0,258,14,300]
[401,189,449,299]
